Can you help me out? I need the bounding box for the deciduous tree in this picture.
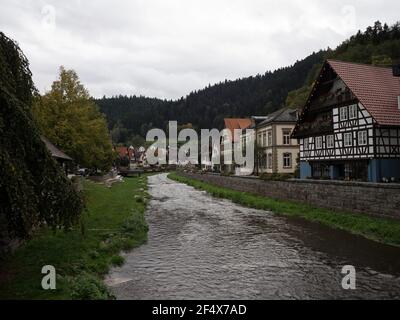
[33,67,114,171]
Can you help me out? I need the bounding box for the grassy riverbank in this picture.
[168,172,400,247]
[0,176,149,300]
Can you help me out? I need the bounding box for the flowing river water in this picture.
[106,173,400,299]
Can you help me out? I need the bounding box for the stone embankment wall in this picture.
[178,172,400,219]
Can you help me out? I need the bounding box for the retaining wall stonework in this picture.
[177,172,400,219]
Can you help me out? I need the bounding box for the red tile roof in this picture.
[223,118,252,141]
[116,146,127,158]
[327,60,400,126]
[115,146,134,159]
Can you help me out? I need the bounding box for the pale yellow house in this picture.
[254,108,299,175]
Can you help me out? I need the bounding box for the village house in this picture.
[292,60,400,182]
[115,145,135,168]
[220,118,252,174]
[253,108,299,175]
[41,136,73,175]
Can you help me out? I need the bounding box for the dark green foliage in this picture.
[0,32,84,241]
[115,153,130,168]
[332,21,400,62]
[0,177,149,299]
[285,85,312,109]
[110,255,125,267]
[69,272,113,300]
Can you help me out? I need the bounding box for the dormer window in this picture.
[349,104,358,119]
[340,106,348,121]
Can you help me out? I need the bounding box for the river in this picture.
[106,173,400,299]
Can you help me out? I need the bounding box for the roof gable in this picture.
[294,60,400,137]
[223,118,252,141]
[327,60,400,126]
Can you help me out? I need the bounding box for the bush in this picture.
[121,238,135,251]
[110,255,125,267]
[69,273,113,300]
[135,197,144,203]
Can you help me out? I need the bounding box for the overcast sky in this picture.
[1,1,399,99]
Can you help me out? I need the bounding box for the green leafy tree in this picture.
[285,86,312,109]
[33,67,114,171]
[371,54,392,66]
[127,134,146,148]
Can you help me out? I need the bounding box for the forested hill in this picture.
[96,21,400,146]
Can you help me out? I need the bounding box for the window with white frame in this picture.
[316,136,323,149]
[262,132,267,147]
[283,130,291,145]
[326,135,334,148]
[358,130,367,146]
[340,106,348,121]
[267,153,273,169]
[349,104,358,119]
[304,138,309,150]
[257,134,262,146]
[283,153,292,168]
[344,132,353,147]
[267,131,272,146]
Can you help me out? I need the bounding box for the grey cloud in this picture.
[1,0,399,99]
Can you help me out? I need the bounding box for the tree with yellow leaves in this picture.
[33,67,115,172]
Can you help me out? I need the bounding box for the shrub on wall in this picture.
[259,173,294,181]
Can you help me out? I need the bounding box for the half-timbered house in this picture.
[292,60,400,182]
